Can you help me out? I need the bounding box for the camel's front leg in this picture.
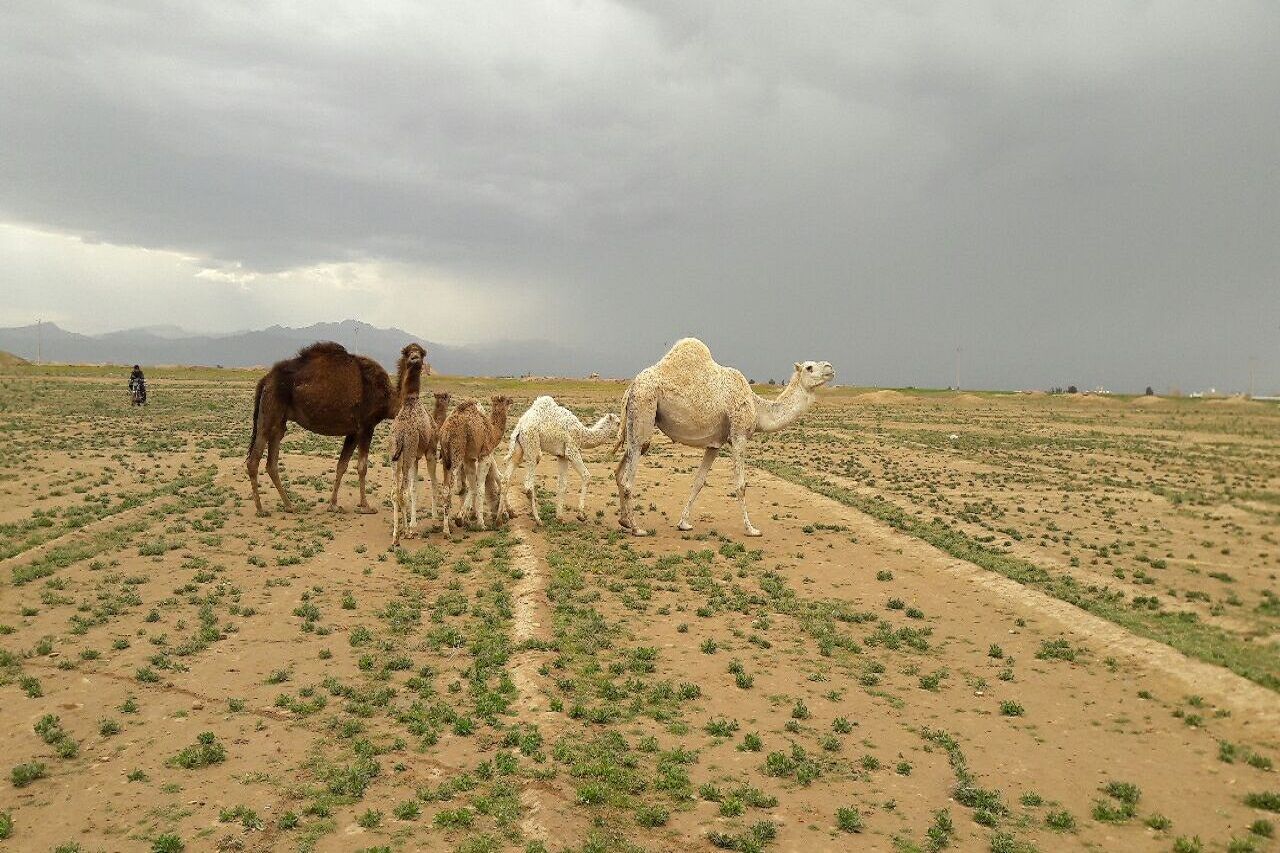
[355,431,377,513]
[406,462,418,537]
[566,445,591,520]
[678,447,719,531]
[729,439,761,537]
[391,473,402,548]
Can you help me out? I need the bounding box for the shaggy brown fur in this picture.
[387,346,432,545]
[438,395,512,534]
[246,341,424,516]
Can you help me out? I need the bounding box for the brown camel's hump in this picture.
[296,341,349,360]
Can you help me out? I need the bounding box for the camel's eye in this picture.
[805,364,813,372]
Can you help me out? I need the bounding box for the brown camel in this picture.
[246,341,426,516]
[438,395,512,534]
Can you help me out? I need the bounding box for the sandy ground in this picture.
[0,370,1276,853]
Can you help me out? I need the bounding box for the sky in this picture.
[2,1,1278,393]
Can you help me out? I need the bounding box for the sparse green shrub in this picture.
[1245,791,1280,812]
[635,803,669,827]
[170,732,226,769]
[151,834,184,853]
[836,806,863,833]
[11,761,47,787]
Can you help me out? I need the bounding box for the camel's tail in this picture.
[611,386,632,458]
[499,427,519,461]
[246,375,268,460]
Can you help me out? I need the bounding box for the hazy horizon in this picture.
[3,3,1277,394]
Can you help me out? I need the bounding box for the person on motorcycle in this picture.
[129,365,147,406]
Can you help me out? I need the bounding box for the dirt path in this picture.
[751,467,1280,725]
[504,511,554,845]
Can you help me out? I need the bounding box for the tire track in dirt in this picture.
[754,468,1280,726]
[505,512,555,845]
[807,465,1258,637]
[1,466,230,579]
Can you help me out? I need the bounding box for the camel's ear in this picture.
[794,362,803,372]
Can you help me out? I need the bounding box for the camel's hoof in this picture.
[356,505,378,515]
[328,504,347,514]
[621,523,651,536]
[576,512,587,522]
[255,509,269,518]
[677,520,693,531]
[744,527,762,538]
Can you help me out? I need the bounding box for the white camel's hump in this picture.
[656,338,721,373]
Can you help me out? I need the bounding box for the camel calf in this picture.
[438,396,513,534]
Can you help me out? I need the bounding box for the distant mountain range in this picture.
[0,320,610,377]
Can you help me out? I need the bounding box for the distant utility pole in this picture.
[37,318,43,364]
[954,346,961,391]
[1249,355,1257,398]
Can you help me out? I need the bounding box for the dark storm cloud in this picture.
[2,1,1278,391]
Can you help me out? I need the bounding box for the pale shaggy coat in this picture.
[614,337,834,537]
[503,395,621,525]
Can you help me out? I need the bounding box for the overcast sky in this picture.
[2,1,1278,392]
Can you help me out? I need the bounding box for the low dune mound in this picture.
[1206,395,1262,409]
[1067,394,1117,406]
[856,389,913,405]
[0,350,30,367]
[949,393,986,408]
[1130,395,1168,407]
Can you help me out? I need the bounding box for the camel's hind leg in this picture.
[615,392,656,536]
[247,427,275,517]
[248,396,290,515]
[442,462,460,536]
[566,444,591,521]
[511,439,543,525]
[423,449,440,520]
[327,435,358,512]
[472,458,489,530]
[391,464,405,548]
[728,436,761,537]
[554,457,570,520]
[264,433,294,513]
[678,446,719,531]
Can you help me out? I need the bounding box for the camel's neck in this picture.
[432,398,449,426]
[753,376,815,433]
[487,410,508,446]
[396,363,422,410]
[577,414,617,448]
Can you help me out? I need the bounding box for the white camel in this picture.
[614,338,834,537]
[503,396,621,525]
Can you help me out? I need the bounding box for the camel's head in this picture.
[793,360,835,390]
[600,412,622,431]
[490,395,515,416]
[433,391,450,403]
[401,343,427,368]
